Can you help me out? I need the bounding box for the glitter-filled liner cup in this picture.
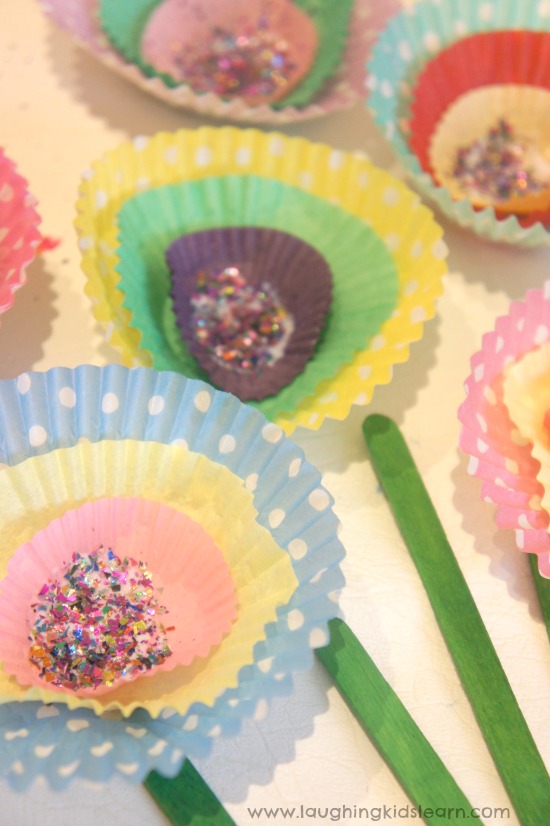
[0,497,239,699]
[77,126,447,433]
[0,364,345,787]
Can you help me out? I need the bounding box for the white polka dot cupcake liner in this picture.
[367,0,550,247]
[0,364,345,788]
[76,126,448,434]
[37,0,385,124]
[458,281,550,577]
[0,147,42,319]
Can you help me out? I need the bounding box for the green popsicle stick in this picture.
[316,618,479,824]
[144,759,236,826]
[528,554,550,644]
[362,414,550,825]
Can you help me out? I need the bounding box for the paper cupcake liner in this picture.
[0,439,298,717]
[367,0,550,246]
[0,364,345,786]
[76,126,447,433]
[0,148,42,318]
[167,226,333,401]
[116,174,396,415]
[458,281,550,576]
[38,0,380,124]
[0,496,238,698]
[503,342,550,515]
[101,0,351,110]
[427,85,550,220]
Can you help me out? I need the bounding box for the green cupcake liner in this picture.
[115,173,399,420]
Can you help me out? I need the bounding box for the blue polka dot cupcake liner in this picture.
[367,0,550,247]
[0,364,345,788]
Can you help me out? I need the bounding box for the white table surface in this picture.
[1,2,549,824]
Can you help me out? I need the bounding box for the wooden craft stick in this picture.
[145,759,236,826]
[316,618,479,824]
[362,414,550,825]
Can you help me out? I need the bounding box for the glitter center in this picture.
[28,547,173,691]
[190,265,294,372]
[453,118,550,205]
[174,22,295,99]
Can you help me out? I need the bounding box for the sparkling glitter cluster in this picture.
[191,265,293,371]
[175,21,295,100]
[28,547,173,692]
[453,118,550,204]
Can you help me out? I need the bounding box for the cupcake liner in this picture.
[502,342,550,518]
[38,0,378,124]
[0,496,238,698]
[117,175,395,414]
[367,0,550,246]
[458,281,550,577]
[0,148,42,318]
[167,226,333,401]
[0,438,298,717]
[427,85,550,219]
[102,0,341,110]
[0,364,345,786]
[76,126,447,433]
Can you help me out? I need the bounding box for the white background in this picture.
[1,1,549,824]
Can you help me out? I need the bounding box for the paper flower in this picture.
[38,0,384,124]
[77,126,447,433]
[368,0,550,246]
[0,364,345,787]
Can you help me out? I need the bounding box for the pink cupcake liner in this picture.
[0,148,42,318]
[0,496,237,698]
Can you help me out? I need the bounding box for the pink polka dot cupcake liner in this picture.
[458,281,550,577]
[0,147,42,319]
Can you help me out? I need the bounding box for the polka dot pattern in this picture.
[368,0,550,248]
[77,126,447,436]
[0,149,42,322]
[0,365,345,788]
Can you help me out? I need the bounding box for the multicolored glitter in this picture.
[453,119,550,205]
[190,265,294,372]
[174,21,296,100]
[28,547,173,691]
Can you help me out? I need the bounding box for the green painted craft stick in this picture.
[528,554,550,644]
[316,618,478,824]
[144,759,236,826]
[362,414,550,825]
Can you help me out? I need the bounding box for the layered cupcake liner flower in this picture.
[367,0,550,246]
[76,126,448,433]
[458,282,550,577]
[38,0,384,124]
[410,32,550,226]
[0,364,345,787]
[99,0,350,111]
[0,148,42,319]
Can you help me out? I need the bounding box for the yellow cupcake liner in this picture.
[76,126,447,434]
[502,341,550,521]
[0,439,297,718]
[430,85,550,214]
